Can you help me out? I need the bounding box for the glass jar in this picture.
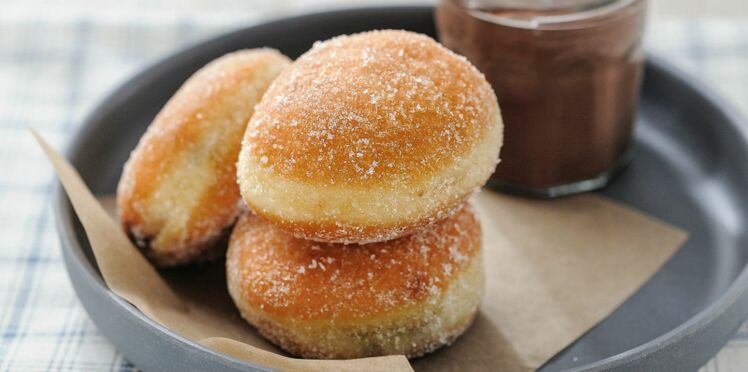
[436,0,647,197]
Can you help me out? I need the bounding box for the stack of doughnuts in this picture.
[118,30,502,360]
[231,30,502,359]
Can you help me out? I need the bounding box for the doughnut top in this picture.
[242,30,499,186]
[228,203,481,321]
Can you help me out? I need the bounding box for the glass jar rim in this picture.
[447,0,644,30]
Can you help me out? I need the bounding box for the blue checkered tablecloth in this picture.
[1,11,747,372]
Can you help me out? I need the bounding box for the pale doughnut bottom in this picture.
[237,115,502,244]
[227,250,485,359]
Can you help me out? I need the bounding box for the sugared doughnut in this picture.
[237,30,502,244]
[226,202,484,359]
[117,49,291,267]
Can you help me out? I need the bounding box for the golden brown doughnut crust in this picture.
[243,30,498,185]
[237,30,502,244]
[226,203,485,359]
[117,49,291,267]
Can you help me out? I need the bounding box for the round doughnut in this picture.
[237,30,502,244]
[117,49,291,267]
[226,202,484,359]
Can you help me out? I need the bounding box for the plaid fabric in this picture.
[0,12,747,372]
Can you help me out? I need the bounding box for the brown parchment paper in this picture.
[35,131,686,371]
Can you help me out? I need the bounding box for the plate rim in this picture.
[52,6,748,371]
[575,54,748,371]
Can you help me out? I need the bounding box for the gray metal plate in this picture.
[54,6,748,372]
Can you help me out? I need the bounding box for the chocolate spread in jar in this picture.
[436,0,646,194]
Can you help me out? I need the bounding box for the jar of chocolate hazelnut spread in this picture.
[436,0,646,197]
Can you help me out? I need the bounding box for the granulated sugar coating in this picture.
[243,30,497,184]
[237,30,503,244]
[226,202,485,359]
